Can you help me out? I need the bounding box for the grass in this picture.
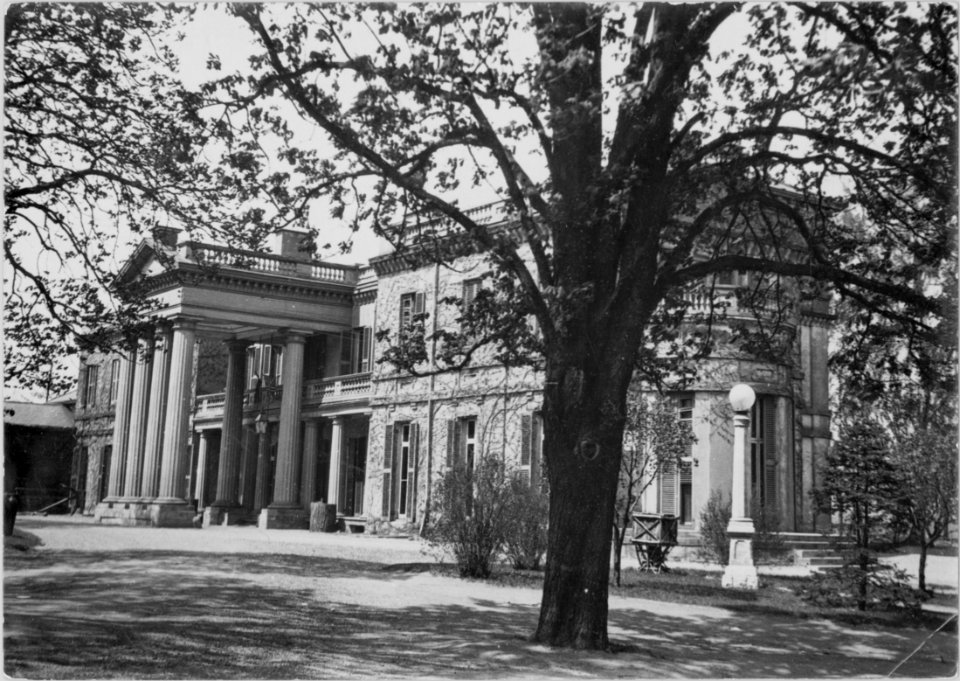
[429,562,953,633]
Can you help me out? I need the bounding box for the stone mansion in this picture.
[72,201,832,533]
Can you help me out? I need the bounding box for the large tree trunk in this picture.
[534,352,633,649]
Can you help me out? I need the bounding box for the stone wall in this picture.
[74,349,121,513]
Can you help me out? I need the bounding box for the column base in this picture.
[203,505,247,527]
[259,506,309,530]
[93,500,198,528]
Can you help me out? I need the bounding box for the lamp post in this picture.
[253,411,269,511]
[722,383,759,590]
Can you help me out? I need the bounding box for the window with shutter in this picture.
[397,423,411,518]
[446,419,461,468]
[261,345,272,377]
[351,327,372,373]
[406,424,418,517]
[382,424,393,518]
[676,397,694,523]
[531,414,543,487]
[763,398,778,509]
[749,395,778,509]
[109,359,120,407]
[339,330,353,376]
[519,413,543,487]
[660,459,677,515]
[83,365,99,408]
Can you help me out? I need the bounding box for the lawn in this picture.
[5,529,957,679]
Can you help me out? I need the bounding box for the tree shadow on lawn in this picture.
[4,549,956,679]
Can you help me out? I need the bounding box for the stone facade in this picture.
[73,215,831,534]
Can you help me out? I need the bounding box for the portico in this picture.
[93,230,375,528]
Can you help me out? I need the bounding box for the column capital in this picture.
[279,329,308,345]
[224,338,252,353]
[169,317,199,332]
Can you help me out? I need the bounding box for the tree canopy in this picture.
[4,4,276,392]
[5,2,956,650]
[205,4,954,646]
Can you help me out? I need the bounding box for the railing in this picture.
[405,200,513,238]
[681,289,788,318]
[196,392,226,416]
[303,373,372,403]
[187,242,359,284]
[194,374,372,419]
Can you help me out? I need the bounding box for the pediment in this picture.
[115,239,177,286]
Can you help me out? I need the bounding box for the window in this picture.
[750,396,778,509]
[82,365,99,409]
[96,446,109,500]
[446,416,479,471]
[247,346,259,388]
[462,278,482,312]
[108,359,120,407]
[520,413,543,487]
[399,292,425,329]
[252,344,282,385]
[444,416,480,512]
[351,327,372,374]
[660,397,694,523]
[463,418,477,471]
[383,422,418,520]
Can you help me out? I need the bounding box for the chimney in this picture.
[151,226,181,249]
[275,229,312,261]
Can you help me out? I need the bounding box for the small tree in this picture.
[503,474,549,571]
[891,429,957,593]
[428,456,512,578]
[612,391,695,585]
[815,420,908,610]
[698,489,731,565]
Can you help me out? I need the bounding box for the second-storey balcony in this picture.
[193,372,373,424]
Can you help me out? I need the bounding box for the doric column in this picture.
[122,336,154,498]
[211,340,249,507]
[104,348,135,500]
[269,333,305,508]
[140,325,172,499]
[156,319,197,502]
[300,419,320,510]
[193,430,211,508]
[327,417,345,507]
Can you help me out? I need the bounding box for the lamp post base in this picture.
[722,518,759,590]
[722,562,759,590]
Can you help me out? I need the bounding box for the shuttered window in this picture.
[658,397,694,521]
[384,422,418,521]
[351,327,373,373]
[749,396,778,509]
[660,458,677,515]
[462,278,481,312]
[519,413,543,487]
[400,292,425,329]
[82,365,99,408]
[108,359,120,407]
[382,424,394,518]
[339,330,353,376]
